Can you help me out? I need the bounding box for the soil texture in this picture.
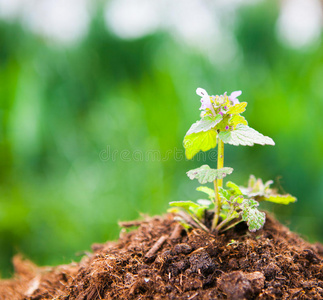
[1,213,323,299]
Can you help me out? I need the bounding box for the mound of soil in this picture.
[1,213,323,300]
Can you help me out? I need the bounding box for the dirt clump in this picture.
[0,213,323,299]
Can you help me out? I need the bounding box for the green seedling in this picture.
[227,239,239,246]
[170,88,296,233]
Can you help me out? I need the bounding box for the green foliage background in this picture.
[1,1,323,277]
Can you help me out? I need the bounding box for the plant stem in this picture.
[215,215,236,232]
[221,219,243,232]
[190,213,210,232]
[212,179,219,230]
[212,138,225,231]
[217,139,224,188]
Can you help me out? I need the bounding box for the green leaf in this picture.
[226,181,242,195]
[173,216,192,230]
[248,175,257,189]
[219,124,275,146]
[187,165,233,184]
[219,186,243,205]
[263,179,274,191]
[169,201,200,210]
[262,194,297,205]
[169,200,210,221]
[196,186,215,198]
[233,195,244,204]
[240,175,273,197]
[230,114,248,127]
[241,199,265,232]
[184,130,217,159]
[227,102,247,114]
[218,187,231,202]
[240,175,297,206]
[195,207,207,219]
[167,207,181,214]
[186,115,222,136]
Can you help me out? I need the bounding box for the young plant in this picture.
[170,88,296,233]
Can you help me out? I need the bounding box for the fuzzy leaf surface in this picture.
[187,165,233,184]
[184,130,217,159]
[219,124,275,146]
[241,199,266,232]
[186,115,222,136]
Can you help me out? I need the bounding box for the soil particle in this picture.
[189,248,215,276]
[1,213,323,300]
[218,271,265,300]
[173,243,192,255]
[263,262,281,279]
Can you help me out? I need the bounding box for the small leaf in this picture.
[173,216,192,230]
[226,181,243,195]
[240,175,272,197]
[218,187,231,202]
[227,239,238,246]
[262,194,297,205]
[196,186,215,198]
[186,115,222,136]
[227,102,247,114]
[187,165,233,184]
[220,212,227,220]
[170,200,211,223]
[167,207,181,214]
[184,130,217,159]
[264,179,274,191]
[219,124,275,146]
[248,175,257,189]
[195,207,207,219]
[240,175,297,205]
[241,199,266,232]
[234,195,244,204]
[169,201,200,210]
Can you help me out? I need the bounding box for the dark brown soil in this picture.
[1,213,323,300]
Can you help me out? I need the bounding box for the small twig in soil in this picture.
[188,292,199,300]
[189,246,207,256]
[118,220,145,228]
[95,284,103,300]
[174,284,183,293]
[170,223,184,241]
[144,235,168,260]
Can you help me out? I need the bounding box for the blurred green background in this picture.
[1,0,323,277]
